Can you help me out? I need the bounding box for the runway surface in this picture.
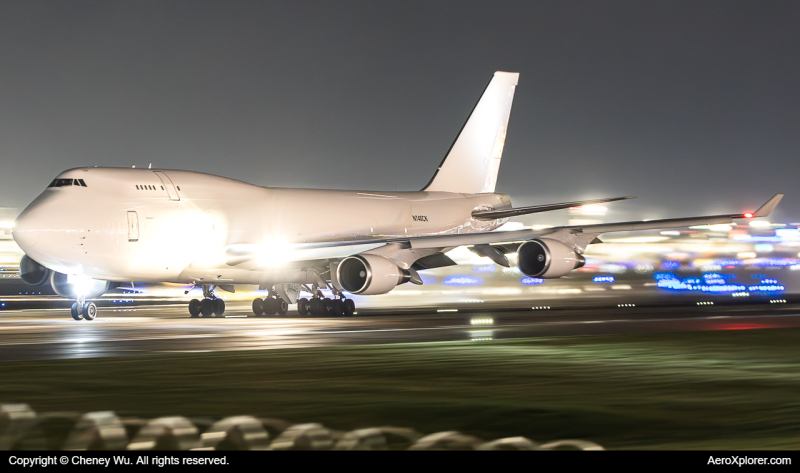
[1,301,800,361]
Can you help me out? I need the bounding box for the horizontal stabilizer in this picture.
[472,196,635,221]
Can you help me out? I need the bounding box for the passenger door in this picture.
[127,211,139,242]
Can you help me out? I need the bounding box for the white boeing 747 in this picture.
[12,71,783,320]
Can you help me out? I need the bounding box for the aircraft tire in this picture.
[213,298,225,317]
[252,298,264,316]
[344,299,355,317]
[309,298,322,317]
[71,302,84,321]
[263,297,277,316]
[297,298,309,316]
[276,298,289,315]
[332,299,345,317]
[189,299,201,317]
[323,298,333,316]
[83,302,97,321]
[200,299,214,317]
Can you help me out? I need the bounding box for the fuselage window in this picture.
[78,179,87,187]
[161,186,164,190]
[136,185,140,190]
[176,186,180,191]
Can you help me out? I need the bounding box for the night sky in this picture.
[1,1,798,223]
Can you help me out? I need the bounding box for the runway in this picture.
[1,302,800,361]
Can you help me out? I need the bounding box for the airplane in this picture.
[12,71,783,321]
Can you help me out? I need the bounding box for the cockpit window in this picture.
[47,178,87,188]
[48,178,74,188]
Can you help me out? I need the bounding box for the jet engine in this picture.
[517,238,585,278]
[19,255,51,286]
[49,272,110,299]
[336,254,411,295]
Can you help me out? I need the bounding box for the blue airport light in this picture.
[751,258,800,267]
[520,277,544,285]
[592,275,615,283]
[748,284,785,292]
[442,275,483,286]
[661,261,680,270]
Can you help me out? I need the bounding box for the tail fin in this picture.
[422,71,518,194]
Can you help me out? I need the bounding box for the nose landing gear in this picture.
[70,301,98,321]
[187,284,225,318]
[70,292,98,321]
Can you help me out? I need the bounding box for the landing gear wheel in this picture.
[189,299,201,318]
[309,298,323,317]
[83,302,97,321]
[200,299,214,317]
[213,299,225,317]
[332,299,345,317]
[323,298,333,316]
[71,302,84,321]
[263,298,277,316]
[276,299,289,315]
[344,299,355,317]
[297,298,309,316]
[252,298,264,316]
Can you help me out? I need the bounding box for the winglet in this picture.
[751,193,784,218]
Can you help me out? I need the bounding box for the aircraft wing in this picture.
[224,194,783,267]
[471,195,635,220]
[410,192,782,249]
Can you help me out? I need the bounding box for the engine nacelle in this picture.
[49,272,110,299]
[19,255,52,286]
[336,255,411,295]
[517,238,585,278]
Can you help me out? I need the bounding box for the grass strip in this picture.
[2,327,800,449]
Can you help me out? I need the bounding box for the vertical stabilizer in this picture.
[422,71,518,194]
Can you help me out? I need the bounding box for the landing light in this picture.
[743,212,754,219]
[256,240,294,267]
[67,274,93,298]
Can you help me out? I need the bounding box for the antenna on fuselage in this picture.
[149,163,152,169]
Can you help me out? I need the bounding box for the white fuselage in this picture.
[13,167,511,285]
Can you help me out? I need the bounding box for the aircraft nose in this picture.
[13,207,41,251]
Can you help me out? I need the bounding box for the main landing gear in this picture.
[251,284,356,318]
[70,293,97,321]
[252,288,289,317]
[187,284,225,318]
[297,295,355,317]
